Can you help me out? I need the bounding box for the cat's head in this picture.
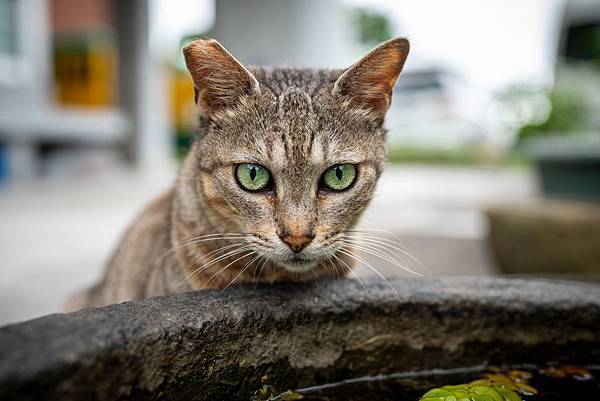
[180,38,409,273]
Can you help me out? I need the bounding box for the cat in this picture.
[65,37,410,310]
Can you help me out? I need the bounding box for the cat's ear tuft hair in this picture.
[333,38,409,117]
[183,39,260,117]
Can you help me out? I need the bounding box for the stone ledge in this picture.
[1,277,599,401]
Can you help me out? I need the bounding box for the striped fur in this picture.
[65,38,409,310]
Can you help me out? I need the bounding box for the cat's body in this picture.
[66,39,409,310]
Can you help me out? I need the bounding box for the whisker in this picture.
[255,255,272,283]
[323,232,409,269]
[343,233,428,274]
[186,245,252,276]
[321,254,339,279]
[171,243,248,287]
[328,255,342,279]
[346,232,415,257]
[310,268,320,287]
[185,242,246,272]
[341,236,410,265]
[222,253,263,290]
[348,228,400,236]
[329,252,368,292]
[344,235,415,268]
[181,245,252,285]
[153,233,251,265]
[340,238,424,277]
[205,251,256,288]
[337,247,398,296]
[185,243,249,272]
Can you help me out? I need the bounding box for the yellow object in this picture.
[170,70,196,132]
[53,33,117,108]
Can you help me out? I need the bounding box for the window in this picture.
[564,23,600,62]
[0,0,28,86]
[0,0,18,56]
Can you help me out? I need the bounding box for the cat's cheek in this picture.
[316,195,352,224]
[233,192,276,226]
[199,174,228,208]
[198,172,247,225]
[317,187,373,230]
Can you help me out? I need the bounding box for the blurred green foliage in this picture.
[388,146,481,165]
[516,86,588,143]
[352,8,392,45]
[387,145,528,167]
[498,64,600,145]
[497,21,600,146]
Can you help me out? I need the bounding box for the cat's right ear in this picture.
[183,39,260,117]
[333,38,409,118]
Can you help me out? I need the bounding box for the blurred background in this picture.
[1,0,599,325]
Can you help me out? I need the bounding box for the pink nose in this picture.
[281,235,314,253]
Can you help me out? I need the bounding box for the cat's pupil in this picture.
[335,166,343,180]
[250,167,257,181]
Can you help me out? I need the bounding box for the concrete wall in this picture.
[208,0,355,69]
[0,0,51,113]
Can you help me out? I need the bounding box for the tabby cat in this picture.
[66,37,410,310]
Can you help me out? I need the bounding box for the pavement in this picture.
[0,164,536,325]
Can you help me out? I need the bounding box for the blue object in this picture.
[0,144,7,184]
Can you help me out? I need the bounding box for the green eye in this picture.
[236,163,271,191]
[322,164,357,191]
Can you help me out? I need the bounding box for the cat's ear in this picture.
[333,38,409,117]
[183,39,260,117]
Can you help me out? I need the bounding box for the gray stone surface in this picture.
[1,277,599,401]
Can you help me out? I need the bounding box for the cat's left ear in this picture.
[183,38,260,117]
[333,38,409,117]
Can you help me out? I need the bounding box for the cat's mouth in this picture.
[278,254,319,273]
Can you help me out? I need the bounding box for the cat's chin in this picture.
[278,257,319,273]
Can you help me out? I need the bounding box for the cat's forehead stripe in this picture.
[201,66,387,174]
[250,67,342,96]
[271,136,287,169]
